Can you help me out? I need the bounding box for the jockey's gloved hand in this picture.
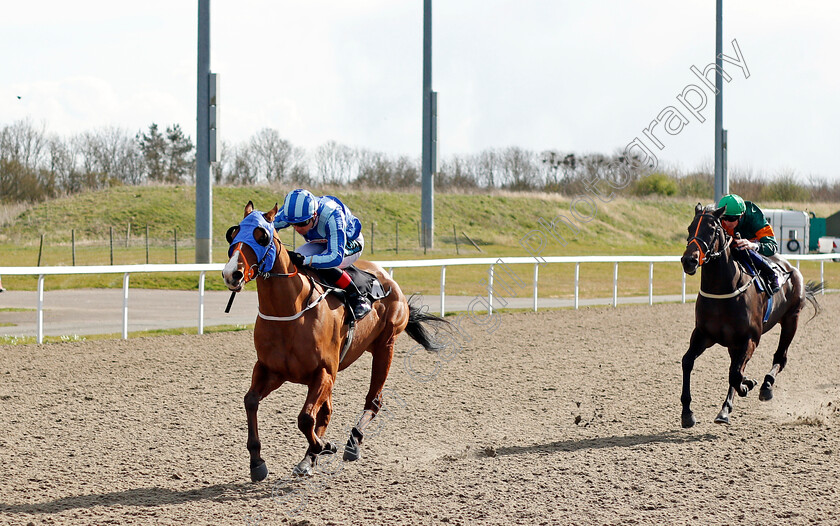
[288,251,306,267]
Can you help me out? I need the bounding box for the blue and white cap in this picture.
[281,189,317,223]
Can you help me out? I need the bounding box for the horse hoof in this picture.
[250,461,269,482]
[759,387,773,401]
[322,441,338,455]
[343,440,361,461]
[292,458,314,477]
[681,413,696,429]
[714,414,730,425]
[343,428,363,461]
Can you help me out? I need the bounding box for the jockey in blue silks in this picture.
[274,189,371,320]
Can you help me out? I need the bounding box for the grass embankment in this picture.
[1,185,838,298]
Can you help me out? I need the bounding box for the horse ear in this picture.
[244,201,254,218]
[695,203,703,215]
[713,205,726,218]
[264,203,279,223]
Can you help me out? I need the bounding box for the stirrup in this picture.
[763,274,780,294]
[349,297,371,321]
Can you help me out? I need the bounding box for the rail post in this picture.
[37,274,45,344]
[613,262,619,307]
[198,271,206,334]
[122,273,130,340]
[649,262,654,305]
[440,266,446,316]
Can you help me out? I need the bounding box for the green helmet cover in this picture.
[718,194,745,216]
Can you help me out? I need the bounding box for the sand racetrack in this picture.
[1,294,839,526]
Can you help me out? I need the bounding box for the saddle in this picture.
[735,252,786,294]
[344,266,389,302]
[328,266,390,362]
[321,266,390,325]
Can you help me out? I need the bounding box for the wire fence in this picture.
[6,221,487,267]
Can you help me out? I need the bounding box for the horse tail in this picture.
[404,294,451,352]
[804,280,825,322]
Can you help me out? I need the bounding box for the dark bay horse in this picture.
[223,202,448,480]
[680,203,822,427]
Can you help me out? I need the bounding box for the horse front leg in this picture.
[245,362,284,482]
[714,386,736,425]
[681,329,709,428]
[760,312,798,401]
[715,340,758,425]
[345,333,396,460]
[293,368,335,477]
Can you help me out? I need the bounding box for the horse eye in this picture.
[255,227,271,247]
[226,226,239,243]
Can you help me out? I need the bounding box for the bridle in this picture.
[231,236,299,285]
[230,234,334,323]
[686,212,732,266]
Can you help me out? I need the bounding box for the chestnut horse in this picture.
[680,204,822,427]
[223,202,448,480]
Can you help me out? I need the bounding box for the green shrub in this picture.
[633,173,678,196]
[676,173,713,198]
[760,174,811,202]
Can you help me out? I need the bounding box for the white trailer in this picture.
[762,209,809,254]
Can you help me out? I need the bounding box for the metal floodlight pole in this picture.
[421,0,434,249]
[714,0,727,203]
[195,0,213,263]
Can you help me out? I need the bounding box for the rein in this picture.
[234,237,330,321]
[232,231,355,363]
[232,238,299,285]
[686,212,732,265]
[687,212,756,299]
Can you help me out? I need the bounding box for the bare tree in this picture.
[437,154,477,190]
[225,143,258,185]
[74,127,141,187]
[213,140,233,184]
[45,135,80,193]
[499,146,538,190]
[314,141,357,185]
[476,149,501,188]
[249,128,305,183]
[0,118,47,170]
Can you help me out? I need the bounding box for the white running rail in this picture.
[1,254,833,343]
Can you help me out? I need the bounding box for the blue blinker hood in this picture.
[228,210,277,273]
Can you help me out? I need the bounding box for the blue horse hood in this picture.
[229,211,277,273]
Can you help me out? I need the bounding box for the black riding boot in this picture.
[317,268,371,321]
[749,251,780,294]
[344,281,372,321]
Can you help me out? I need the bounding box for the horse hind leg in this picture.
[244,362,284,482]
[294,368,335,477]
[761,312,798,401]
[344,332,397,461]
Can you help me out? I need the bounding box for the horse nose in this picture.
[232,270,243,282]
[681,253,698,275]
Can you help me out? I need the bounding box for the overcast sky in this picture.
[2,1,838,181]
